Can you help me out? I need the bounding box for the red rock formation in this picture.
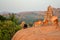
[12,6,60,40]
[43,5,58,26]
[12,25,60,40]
[33,20,42,27]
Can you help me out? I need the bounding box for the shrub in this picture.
[0,20,22,40]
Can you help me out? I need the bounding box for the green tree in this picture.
[0,13,22,40]
[0,20,22,40]
[9,13,19,25]
[0,15,7,21]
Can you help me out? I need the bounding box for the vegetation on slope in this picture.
[0,14,22,40]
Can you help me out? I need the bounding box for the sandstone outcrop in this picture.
[12,6,60,40]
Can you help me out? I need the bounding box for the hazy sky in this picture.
[0,0,60,13]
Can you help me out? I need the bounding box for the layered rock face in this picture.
[43,5,58,26]
[12,25,60,40]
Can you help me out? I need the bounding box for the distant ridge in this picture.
[0,8,60,16]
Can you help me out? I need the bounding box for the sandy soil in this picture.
[12,25,60,40]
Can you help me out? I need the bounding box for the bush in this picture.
[0,15,7,21]
[0,20,22,40]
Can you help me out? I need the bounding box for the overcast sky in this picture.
[0,0,60,13]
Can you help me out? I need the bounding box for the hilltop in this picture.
[12,25,60,40]
[12,6,60,40]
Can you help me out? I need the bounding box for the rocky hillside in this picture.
[12,25,60,40]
